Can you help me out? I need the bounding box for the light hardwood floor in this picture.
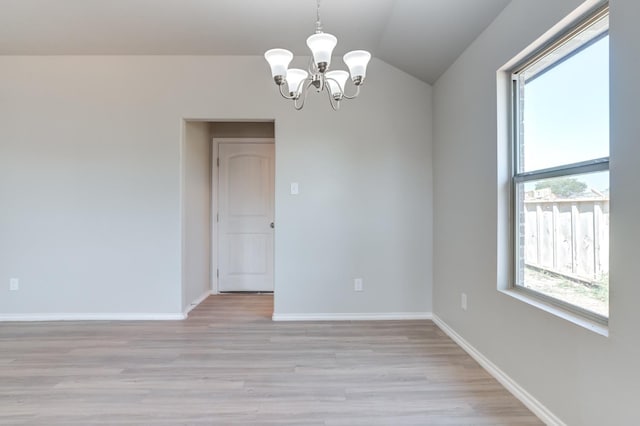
[0,295,541,425]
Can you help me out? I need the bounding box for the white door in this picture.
[218,143,275,292]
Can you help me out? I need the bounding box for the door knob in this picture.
[270,222,275,229]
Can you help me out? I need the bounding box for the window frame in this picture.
[509,4,610,325]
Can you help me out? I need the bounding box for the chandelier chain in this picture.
[315,0,323,33]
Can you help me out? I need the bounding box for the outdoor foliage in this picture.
[535,177,587,198]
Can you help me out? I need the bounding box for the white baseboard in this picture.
[272,312,433,321]
[0,313,186,322]
[183,290,211,317]
[432,314,565,426]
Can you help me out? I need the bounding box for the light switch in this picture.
[290,182,299,195]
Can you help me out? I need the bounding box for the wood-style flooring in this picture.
[0,294,541,425]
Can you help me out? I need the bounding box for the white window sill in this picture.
[499,288,609,337]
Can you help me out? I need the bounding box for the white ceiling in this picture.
[0,0,511,84]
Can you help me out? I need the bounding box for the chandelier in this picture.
[264,0,371,111]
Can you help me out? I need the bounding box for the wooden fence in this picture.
[523,198,609,282]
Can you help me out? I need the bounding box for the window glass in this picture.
[515,171,609,317]
[520,26,609,173]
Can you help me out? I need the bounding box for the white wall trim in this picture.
[272,312,433,321]
[0,313,186,322]
[432,314,566,426]
[179,118,188,320]
[183,290,211,317]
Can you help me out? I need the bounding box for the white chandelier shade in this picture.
[264,0,371,111]
[306,33,338,69]
[325,70,349,98]
[343,50,372,82]
[286,68,309,96]
[264,48,293,78]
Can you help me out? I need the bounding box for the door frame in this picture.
[211,137,275,294]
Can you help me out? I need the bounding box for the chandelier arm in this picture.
[278,82,297,100]
[342,84,361,100]
[324,76,339,89]
[294,78,309,96]
[308,58,317,75]
[325,84,340,111]
[325,76,351,100]
[294,79,316,110]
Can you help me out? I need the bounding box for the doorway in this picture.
[209,121,275,296]
[181,120,275,313]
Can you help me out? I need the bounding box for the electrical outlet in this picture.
[461,293,467,311]
[354,278,363,292]
[9,278,19,291]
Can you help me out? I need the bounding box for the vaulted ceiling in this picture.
[0,0,511,84]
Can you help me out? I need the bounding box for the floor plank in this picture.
[0,294,541,425]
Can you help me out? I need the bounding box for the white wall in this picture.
[182,121,211,312]
[433,0,640,424]
[0,56,433,317]
[274,69,433,316]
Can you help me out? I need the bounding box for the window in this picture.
[511,5,609,323]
